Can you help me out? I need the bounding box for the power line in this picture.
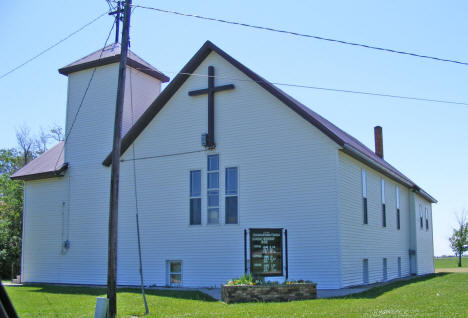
[54,21,116,170]
[132,67,468,107]
[132,4,468,68]
[0,11,109,80]
[120,149,207,163]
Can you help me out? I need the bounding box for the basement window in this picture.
[363,259,369,284]
[398,257,402,277]
[383,258,388,281]
[167,261,182,286]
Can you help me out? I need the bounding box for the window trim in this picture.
[396,208,400,230]
[225,166,239,225]
[363,258,369,284]
[362,170,368,225]
[396,186,400,230]
[207,154,219,225]
[381,179,385,204]
[383,257,388,281]
[419,204,423,229]
[189,170,202,225]
[382,203,386,227]
[425,207,429,231]
[167,260,183,286]
[381,179,386,227]
[397,256,402,278]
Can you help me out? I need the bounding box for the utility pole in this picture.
[108,1,123,43]
[107,0,131,317]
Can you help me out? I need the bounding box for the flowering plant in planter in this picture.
[226,273,256,286]
[283,280,313,285]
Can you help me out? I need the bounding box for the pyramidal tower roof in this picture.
[58,43,169,82]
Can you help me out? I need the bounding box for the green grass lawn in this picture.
[5,273,468,318]
[434,256,468,269]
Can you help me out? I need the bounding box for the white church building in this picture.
[12,41,436,289]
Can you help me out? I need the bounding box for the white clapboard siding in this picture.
[21,48,434,289]
[413,195,435,274]
[338,153,412,287]
[22,63,162,285]
[22,179,66,283]
[117,51,342,289]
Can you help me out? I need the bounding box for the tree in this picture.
[48,123,64,142]
[0,149,23,278]
[15,126,34,166]
[449,213,468,267]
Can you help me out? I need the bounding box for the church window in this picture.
[190,170,201,225]
[419,205,423,229]
[362,170,368,225]
[207,155,219,224]
[225,167,238,224]
[425,207,429,231]
[396,186,400,230]
[381,179,386,227]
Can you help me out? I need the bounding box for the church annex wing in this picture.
[102,40,436,203]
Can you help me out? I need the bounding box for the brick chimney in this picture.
[374,126,384,159]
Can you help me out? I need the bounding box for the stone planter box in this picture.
[221,283,317,304]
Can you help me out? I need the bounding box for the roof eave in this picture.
[341,145,437,203]
[102,41,217,167]
[10,163,69,181]
[58,55,170,83]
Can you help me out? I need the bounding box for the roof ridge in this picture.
[98,40,436,203]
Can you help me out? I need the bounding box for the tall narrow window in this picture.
[396,186,400,230]
[225,167,238,224]
[189,170,201,225]
[381,179,386,227]
[397,257,402,277]
[207,155,219,224]
[363,259,369,284]
[419,205,423,229]
[383,258,388,281]
[425,207,429,231]
[362,170,368,224]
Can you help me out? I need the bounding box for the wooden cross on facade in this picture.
[189,66,235,148]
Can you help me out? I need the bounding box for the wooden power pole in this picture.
[107,0,132,317]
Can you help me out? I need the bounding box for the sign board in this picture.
[250,228,283,276]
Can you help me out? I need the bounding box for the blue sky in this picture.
[1,1,467,256]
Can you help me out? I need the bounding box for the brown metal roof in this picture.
[58,43,170,82]
[102,41,436,203]
[10,142,68,181]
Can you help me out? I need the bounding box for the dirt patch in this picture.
[435,268,468,273]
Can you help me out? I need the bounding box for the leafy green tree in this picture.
[0,149,23,278]
[449,214,468,267]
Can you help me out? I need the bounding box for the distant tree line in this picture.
[0,124,63,279]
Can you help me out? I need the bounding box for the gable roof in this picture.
[100,40,433,203]
[58,43,170,83]
[10,141,68,181]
